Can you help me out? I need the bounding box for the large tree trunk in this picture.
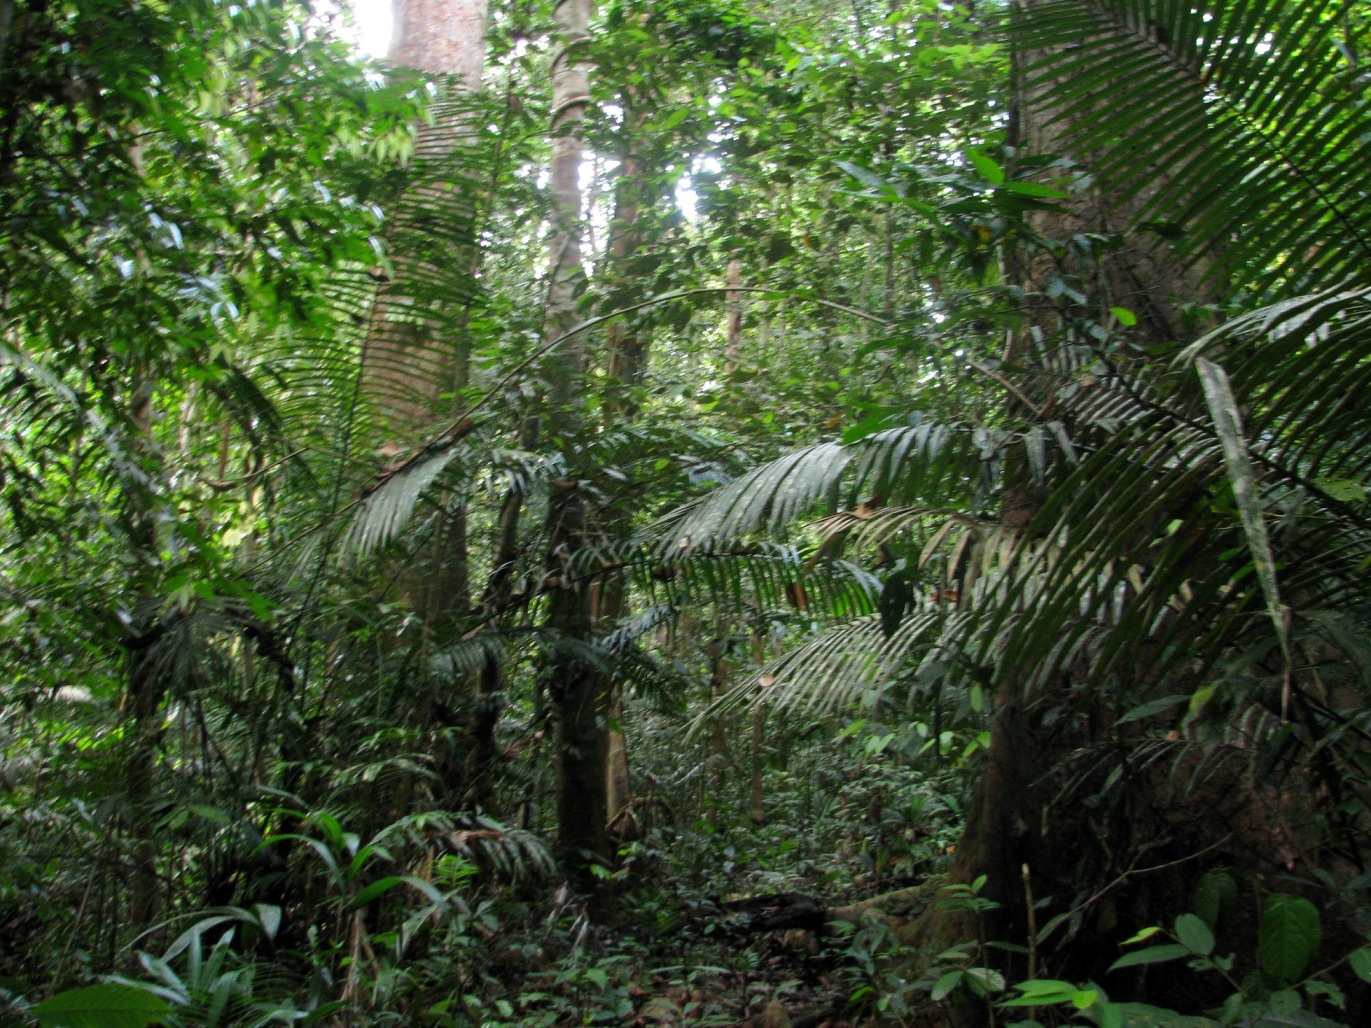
[910,0,1227,997]
[390,0,487,84]
[379,0,488,636]
[366,0,489,438]
[357,0,489,809]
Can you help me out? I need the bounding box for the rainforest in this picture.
[2,1,1370,1024]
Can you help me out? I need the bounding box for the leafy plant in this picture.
[998,899,1371,1027]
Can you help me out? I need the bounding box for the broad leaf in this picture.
[1260,893,1320,983]
[33,984,171,1028]
[1173,912,1214,956]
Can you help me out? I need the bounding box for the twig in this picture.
[1036,834,1233,947]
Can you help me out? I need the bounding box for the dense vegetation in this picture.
[2,0,1370,1024]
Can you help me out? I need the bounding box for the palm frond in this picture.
[653,421,994,555]
[428,633,510,680]
[1013,0,1371,292]
[743,609,967,718]
[437,815,557,884]
[340,440,467,556]
[633,541,881,621]
[334,421,583,560]
[609,644,693,708]
[678,283,1371,721]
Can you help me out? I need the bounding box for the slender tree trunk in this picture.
[707,638,728,826]
[724,257,743,375]
[539,0,608,880]
[603,106,649,412]
[748,706,767,825]
[748,626,772,826]
[465,411,538,813]
[598,87,658,839]
[122,376,163,935]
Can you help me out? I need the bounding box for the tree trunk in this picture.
[358,0,489,808]
[366,0,489,437]
[122,376,163,935]
[749,704,767,825]
[910,0,1226,995]
[463,456,532,814]
[371,0,489,641]
[539,0,608,881]
[390,0,487,84]
[725,257,743,375]
[599,86,661,842]
[603,100,650,415]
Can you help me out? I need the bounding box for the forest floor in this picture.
[499,878,940,1026]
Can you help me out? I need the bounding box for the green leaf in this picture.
[1197,357,1293,692]
[1193,870,1239,932]
[187,804,232,825]
[836,161,894,193]
[1118,925,1163,946]
[999,978,1078,1006]
[350,874,446,909]
[1117,695,1189,725]
[931,970,963,1001]
[1188,684,1217,717]
[1313,477,1366,502]
[34,984,171,1028]
[1109,944,1189,971]
[1001,179,1067,198]
[1349,945,1371,984]
[253,903,282,941]
[1260,893,1320,983]
[1071,989,1099,1010]
[349,875,409,908]
[841,411,895,445]
[962,966,1006,996]
[1174,913,1215,956]
[967,148,1005,185]
[1109,306,1137,327]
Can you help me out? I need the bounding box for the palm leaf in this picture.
[632,540,881,621]
[1196,355,1293,694]
[674,281,1371,723]
[339,434,471,557]
[653,421,998,555]
[1013,0,1371,292]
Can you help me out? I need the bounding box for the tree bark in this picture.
[121,375,164,935]
[539,0,609,881]
[391,0,487,83]
[356,0,489,808]
[594,92,651,835]
[366,0,489,437]
[910,0,1226,995]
